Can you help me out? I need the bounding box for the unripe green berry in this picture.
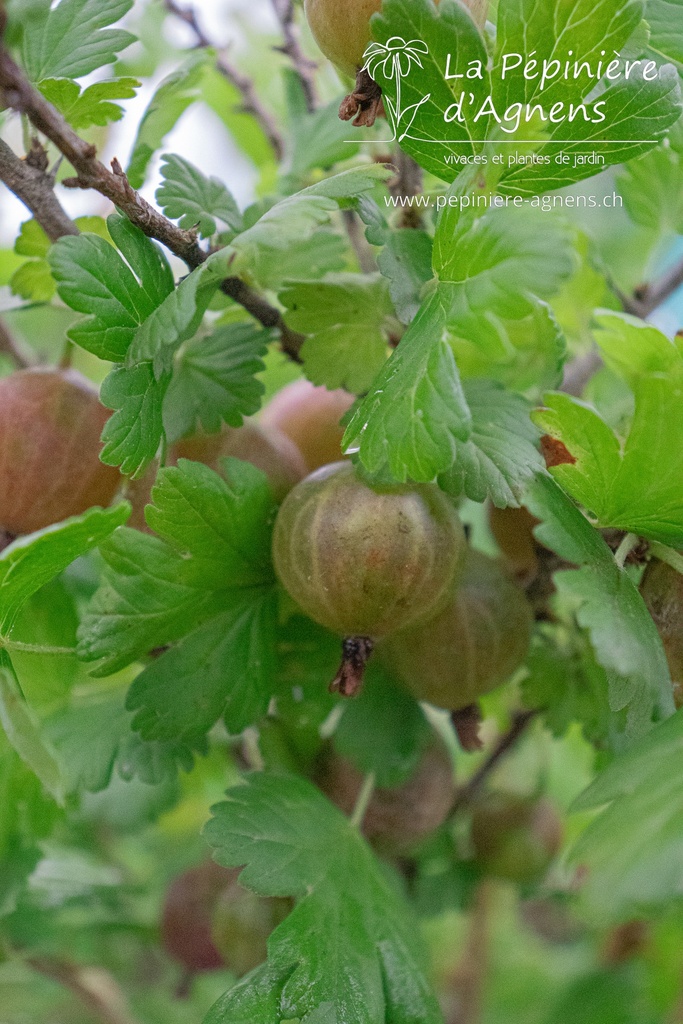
[272,461,466,639]
[381,549,533,711]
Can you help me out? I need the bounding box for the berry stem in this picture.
[451,704,484,753]
[59,338,74,370]
[451,710,539,816]
[350,771,376,830]
[649,542,683,577]
[615,532,639,569]
[330,636,375,698]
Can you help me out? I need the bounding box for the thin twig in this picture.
[164,0,285,161]
[636,255,683,317]
[561,252,683,395]
[270,0,319,114]
[0,315,35,369]
[450,710,538,816]
[560,349,603,396]
[446,880,492,1024]
[0,137,78,241]
[390,148,424,228]
[28,957,141,1024]
[0,43,202,262]
[0,41,305,360]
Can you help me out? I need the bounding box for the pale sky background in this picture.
[0,0,276,249]
[1,1,681,333]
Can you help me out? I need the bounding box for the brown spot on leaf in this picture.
[540,435,576,469]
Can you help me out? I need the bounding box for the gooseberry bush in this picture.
[1,0,683,1021]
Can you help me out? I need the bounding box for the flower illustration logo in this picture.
[362,36,431,142]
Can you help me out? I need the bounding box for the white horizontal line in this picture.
[344,139,657,144]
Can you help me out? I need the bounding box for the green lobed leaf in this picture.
[10,579,82,713]
[438,379,545,508]
[376,228,434,326]
[77,527,217,676]
[451,302,566,400]
[203,773,443,1024]
[493,0,644,113]
[229,166,393,286]
[647,0,683,70]
[203,964,289,1024]
[47,689,198,793]
[20,0,135,82]
[78,460,279,739]
[237,229,347,293]
[593,310,683,385]
[370,0,681,193]
[127,590,278,741]
[229,197,338,285]
[156,154,242,238]
[38,76,140,129]
[12,215,109,304]
[10,259,55,303]
[0,504,130,636]
[368,0,490,178]
[570,707,683,920]
[535,373,683,546]
[281,274,394,394]
[434,205,576,346]
[286,72,360,177]
[99,362,169,477]
[162,321,270,443]
[127,53,208,189]
[521,631,613,746]
[526,474,674,735]
[144,458,276,591]
[49,214,174,362]
[0,732,58,918]
[497,68,682,197]
[0,651,63,803]
[619,116,683,232]
[343,286,471,482]
[126,249,229,377]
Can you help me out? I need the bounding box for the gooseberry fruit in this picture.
[380,549,533,711]
[640,560,683,707]
[317,741,454,853]
[161,861,290,980]
[0,367,120,536]
[260,379,355,473]
[470,793,563,884]
[161,861,231,974]
[488,504,542,585]
[212,876,290,977]
[304,0,486,78]
[173,420,307,502]
[272,462,466,694]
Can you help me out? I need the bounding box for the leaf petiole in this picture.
[649,542,683,576]
[614,532,639,569]
[350,771,376,830]
[0,638,77,656]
